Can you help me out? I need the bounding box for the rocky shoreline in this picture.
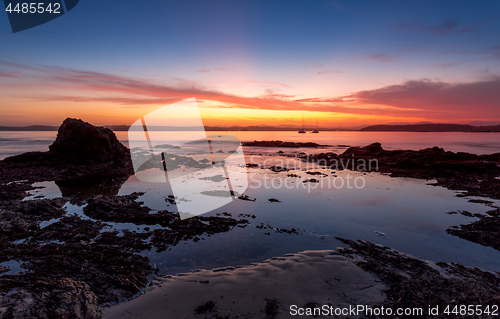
[298,142,500,252]
[2,124,500,318]
[0,119,250,318]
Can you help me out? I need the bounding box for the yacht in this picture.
[298,115,306,133]
[312,119,319,133]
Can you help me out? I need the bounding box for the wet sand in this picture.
[104,250,386,319]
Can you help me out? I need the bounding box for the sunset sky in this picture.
[1,0,500,128]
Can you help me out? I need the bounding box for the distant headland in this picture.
[1,123,500,132]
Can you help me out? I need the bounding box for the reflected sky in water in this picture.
[7,131,500,276]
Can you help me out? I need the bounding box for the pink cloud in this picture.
[2,59,500,122]
[346,78,500,116]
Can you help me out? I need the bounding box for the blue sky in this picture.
[1,0,499,126]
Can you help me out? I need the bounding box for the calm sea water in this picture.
[3,130,500,275]
[1,131,500,160]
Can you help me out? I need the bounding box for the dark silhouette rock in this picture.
[242,140,329,148]
[3,118,130,166]
[0,118,134,192]
[49,118,129,163]
[303,142,500,200]
[342,142,385,157]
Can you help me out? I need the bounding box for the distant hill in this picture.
[0,124,357,132]
[0,125,130,131]
[360,124,500,132]
[0,125,58,131]
[4,123,500,132]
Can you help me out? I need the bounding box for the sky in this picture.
[1,0,500,128]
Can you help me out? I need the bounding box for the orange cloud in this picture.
[1,59,499,126]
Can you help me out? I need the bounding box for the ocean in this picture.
[2,130,500,275]
[1,131,500,160]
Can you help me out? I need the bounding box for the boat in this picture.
[312,119,319,133]
[298,114,306,133]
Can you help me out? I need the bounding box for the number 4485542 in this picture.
[5,3,61,14]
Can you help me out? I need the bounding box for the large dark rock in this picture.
[49,118,129,163]
[3,118,130,165]
[0,119,134,190]
[341,142,385,157]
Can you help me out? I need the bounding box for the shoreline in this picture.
[1,122,500,319]
[104,249,387,319]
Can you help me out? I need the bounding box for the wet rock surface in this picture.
[337,238,500,318]
[447,207,500,251]
[0,119,251,318]
[0,192,249,318]
[300,142,500,253]
[242,140,329,148]
[305,142,500,199]
[3,133,500,318]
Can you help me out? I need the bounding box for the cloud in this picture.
[428,18,459,35]
[0,69,19,78]
[2,59,499,121]
[366,53,399,63]
[294,97,346,103]
[245,80,291,88]
[485,46,500,60]
[396,17,486,36]
[304,64,323,69]
[429,62,461,69]
[195,67,233,73]
[346,77,500,115]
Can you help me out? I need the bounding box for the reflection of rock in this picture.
[199,174,227,182]
[447,207,500,251]
[200,190,236,197]
[135,153,210,172]
[305,142,500,199]
[55,176,129,198]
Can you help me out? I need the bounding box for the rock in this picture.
[305,142,500,200]
[49,118,129,163]
[342,142,385,157]
[0,119,134,192]
[4,118,129,165]
[0,279,101,319]
[242,140,329,148]
[336,238,500,312]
